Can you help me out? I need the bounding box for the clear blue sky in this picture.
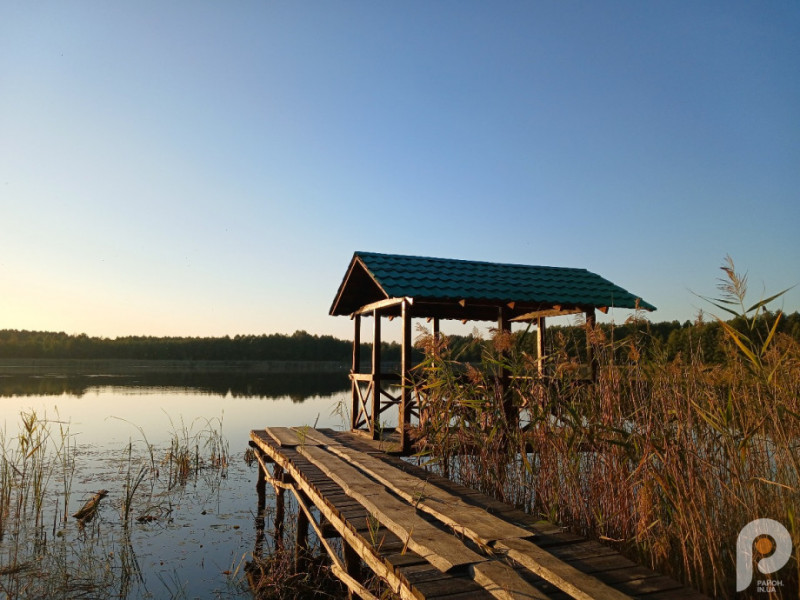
[2,2,798,340]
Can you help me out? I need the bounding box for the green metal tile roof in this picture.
[331,251,655,315]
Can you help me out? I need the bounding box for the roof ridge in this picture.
[354,250,589,273]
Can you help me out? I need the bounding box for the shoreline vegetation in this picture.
[2,310,799,366]
[0,405,234,599]
[411,260,799,598]
[3,261,800,597]
[0,358,352,375]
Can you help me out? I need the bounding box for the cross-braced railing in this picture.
[349,372,419,442]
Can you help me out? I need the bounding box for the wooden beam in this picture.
[266,427,324,448]
[494,537,634,600]
[297,429,532,546]
[511,307,583,321]
[290,487,378,600]
[251,437,418,600]
[371,310,381,439]
[274,464,285,545]
[352,297,413,317]
[536,317,546,377]
[352,315,361,431]
[498,306,513,426]
[298,445,485,572]
[352,315,361,373]
[586,307,597,382]
[471,561,551,600]
[295,490,310,572]
[400,299,413,454]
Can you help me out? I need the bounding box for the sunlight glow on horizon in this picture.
[2,2,798,339]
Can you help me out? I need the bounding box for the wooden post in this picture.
[343,542,362,600]
[371,310,382,440]
[400,299,412,454]
[274,464,285,548]
[536,317,546,377]
[419,317,439,431]
[351,315,361,431]
[585,307,597,382]
[254,453,267,558]
[294,491,310,572]
[497,306,514,418]
[498,307,514,427]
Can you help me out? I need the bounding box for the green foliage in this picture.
[0,329,405,362]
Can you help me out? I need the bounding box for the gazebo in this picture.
[330,251,656,454]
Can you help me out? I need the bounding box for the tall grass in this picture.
[413,259,799,597]
[0,411,233,598]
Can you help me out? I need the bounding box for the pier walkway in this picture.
[249,427,706,600]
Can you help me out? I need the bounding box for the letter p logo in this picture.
[736,518,792,592]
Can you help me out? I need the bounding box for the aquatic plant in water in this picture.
[0,410,236,599]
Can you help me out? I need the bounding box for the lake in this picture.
[0,368,354,599]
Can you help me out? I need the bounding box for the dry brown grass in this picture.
[413,261,800,598]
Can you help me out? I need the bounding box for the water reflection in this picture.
[0,369,350,599]
[0,371,350,400]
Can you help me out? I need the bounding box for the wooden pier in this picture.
[249,427,706,600]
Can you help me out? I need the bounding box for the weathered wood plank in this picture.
[494,538,633,600]
[409,571,494,599]
[471,561,551,600]
[297,428,532,546]
[614,575,685,595]
[250,433,421,600]
[298,444,485,572]
[265,426,323,448]
[252,429,706,600]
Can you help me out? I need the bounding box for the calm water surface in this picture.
[0,371,351,599]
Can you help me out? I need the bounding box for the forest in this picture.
[1,310,798,364]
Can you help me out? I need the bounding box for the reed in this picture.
[413,259,799,597]
[0,410,236,598]
[162,413,230,490]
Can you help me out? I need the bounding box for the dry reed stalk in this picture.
[412,259,800,598]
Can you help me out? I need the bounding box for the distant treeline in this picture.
[0,329,397,361]
[1,311,799,364]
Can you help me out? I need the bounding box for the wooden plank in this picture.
[641,588,709,600]
[470,561,551,600]
[547,541,619,561]
[494,538,634,600]
[614,575,685,595]
[353,296,414,317]
[250,434,421,600]
[413,577,494,599]
[298,428,532,547]
[291,484,378,600]
[298,444,485,572]
[561,554,638,575]
[256,429,704,600]
[265,426,322,448]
